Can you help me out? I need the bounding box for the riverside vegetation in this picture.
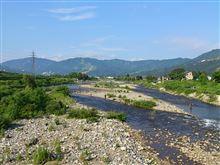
[0,71,159,165]
[115,69,220,104]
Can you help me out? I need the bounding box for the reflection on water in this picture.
[68,85,220,164]
[135,86,220,129]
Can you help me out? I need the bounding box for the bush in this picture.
[0,114,11,130]
[54,139,62,161]
[106,111,126,122]
[106,93,116,98]
[68,108,98,119]
[33,146,51,165]
[4,88,49,119]
[54,86,69,96]
[46,100,66,116]
[132,100,156,109]
[212,71,220,83]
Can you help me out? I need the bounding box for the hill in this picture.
[1,49,220,76]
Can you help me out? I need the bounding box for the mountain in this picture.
[1,57,189,76]
[181,49,220,73]
[2,58,57,74]
[1,49,220,76]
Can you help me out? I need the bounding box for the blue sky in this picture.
[1,1,219,62]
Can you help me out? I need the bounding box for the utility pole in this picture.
[32,51,36,77]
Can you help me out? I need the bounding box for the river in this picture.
[68,84,220,165]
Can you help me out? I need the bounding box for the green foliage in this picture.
[198,73,208,84]
[0,114,11,130]
[33,146,51,165]
[4,88,49,119]
[106,111,126,122]
[159,80,220,96]
[168,68,185,80]
[46,100,66,116]
[135,75,143,80]
[23,75,37,89]
[131,100,156,109]
[68,108,98,119]
[67,72,89,80]
[212,70,220,83]
[106,93,116,98]
[80,149,92,162]
[145,76,157,83]
[54,139,62,161]
[16,153,23,161]
[0,128,5,138]
[95,81,119,88]
[54,86,69,96]
[102,156,111,164]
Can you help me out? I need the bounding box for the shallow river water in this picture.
[68,85,220,165]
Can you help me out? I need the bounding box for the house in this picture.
[157,76,169,83]
[185,72,193,80]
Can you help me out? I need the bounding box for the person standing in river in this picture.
[189,100,193,113]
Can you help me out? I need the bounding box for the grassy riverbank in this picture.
[0,71,77,137]
[138,80,220,105]
[78,83,185,114]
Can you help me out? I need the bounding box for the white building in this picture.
[185,72,193,80]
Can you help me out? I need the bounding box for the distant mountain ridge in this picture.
[1,49,220,76]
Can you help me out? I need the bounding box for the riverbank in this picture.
[139,80,220,106]
[160,88,220,107]
[77,83,187,115]
[0,113,161,165]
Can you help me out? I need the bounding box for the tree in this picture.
[136,75,143,80]
[168,68,185,80]
[212,71,220,83]
[198,72,208,84]
[145,76,157,82]
[68,72,89,80]
[23,75,37,89]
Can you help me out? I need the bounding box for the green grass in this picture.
[106,111,126,122]
[138,80,220,103]
[48,86,75,107]
[68,108,99,119]
[159,80,220,96]
[94,81,119,88]
[106,93,116,98]
[131,100,156,109]
[33,146,51,165]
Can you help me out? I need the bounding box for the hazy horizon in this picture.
[1,1,219,62]
[2,48,220,63]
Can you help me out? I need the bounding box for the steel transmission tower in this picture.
[32,51,36,77]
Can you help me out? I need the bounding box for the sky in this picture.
[1,0,220,62]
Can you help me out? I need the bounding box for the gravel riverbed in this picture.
[0,114,159,165]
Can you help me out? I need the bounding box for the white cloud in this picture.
[48,6,96,21]
[48,6,96,14]
[49,55,66,61]
[58,12,95,21]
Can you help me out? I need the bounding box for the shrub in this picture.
[54,139,62,161]
[54,86,69,96]
[212,71,220,83]
[0,128,5,138]
[106,111,126,122]
[106,93,116,98]
[33,146,51,165]
[0,114,11,130]
[68,108,98,119]
[132,100,156,109]
[46,100,65,116]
